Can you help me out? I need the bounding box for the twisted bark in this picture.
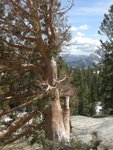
[43,58,70,142]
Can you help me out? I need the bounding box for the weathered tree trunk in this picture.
[63,95,70,141]
[43,58,70,142]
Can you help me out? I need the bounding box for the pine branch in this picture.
[0,101,32,117]
[1,110,40,138]
[2,122,43,146]
[0,38,34,51]
[0,26,35,42]
[0,59,44,73]
[0,90,40,102]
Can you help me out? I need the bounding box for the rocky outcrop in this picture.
[71,116,113,149]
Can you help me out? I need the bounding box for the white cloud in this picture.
[79,24,89,30]
[64,32,101,55]
[70,26,78,31]
[76,32,85,37]
[70,24,89,31]
[71,32,100,45]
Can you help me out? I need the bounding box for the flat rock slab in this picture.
[71,116,113,148]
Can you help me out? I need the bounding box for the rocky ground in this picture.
[71,115,113,149]
[1,115,113,149]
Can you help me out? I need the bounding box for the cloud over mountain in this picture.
[65,31,101,55]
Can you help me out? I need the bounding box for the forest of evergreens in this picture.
[69,4,113,116]
[0,0,113,148]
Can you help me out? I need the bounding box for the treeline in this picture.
[70,4,113,116]
[70,67,99,116]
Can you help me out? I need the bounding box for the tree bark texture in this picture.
[43,58,70,142]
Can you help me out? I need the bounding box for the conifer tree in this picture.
[99,4,113,115]
[71,67,98,116]
[0,0,73,145]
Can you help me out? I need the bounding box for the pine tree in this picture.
[0,0,73,145]
[71,67,98,116]
[99,4,113,115]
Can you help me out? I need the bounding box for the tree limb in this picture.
[1,122,43,146]
[0,101,32,117]
[0,59,44,73]
[1,110,40,138]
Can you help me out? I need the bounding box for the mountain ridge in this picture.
[63,49,103,68]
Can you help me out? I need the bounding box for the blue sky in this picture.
[62,0,113,55]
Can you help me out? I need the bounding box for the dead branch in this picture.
[56,75,66,84]
[41,82,56,92]
[58,0,74,15]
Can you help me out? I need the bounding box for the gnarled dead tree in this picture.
[0,0,73,146]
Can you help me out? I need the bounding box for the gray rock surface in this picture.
[71,116,113,148]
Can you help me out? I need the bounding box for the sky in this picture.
[62,0,113,56]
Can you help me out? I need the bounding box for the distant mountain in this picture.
[63,49,103,68]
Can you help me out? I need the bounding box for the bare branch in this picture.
[41,82,56,92]
[58,0,74,15]
[57,75,67,84]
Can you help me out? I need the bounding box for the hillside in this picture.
[63,49,104,68]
